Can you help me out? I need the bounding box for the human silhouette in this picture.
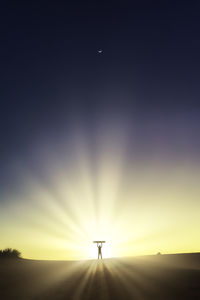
[93,241,105,259]
[97,243,102,259]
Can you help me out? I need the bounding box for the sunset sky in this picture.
[0,1,200,260]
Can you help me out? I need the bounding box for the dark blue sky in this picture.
[1,0,200,197]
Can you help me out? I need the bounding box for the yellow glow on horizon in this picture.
[0,121,200,260]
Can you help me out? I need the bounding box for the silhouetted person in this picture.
[97,244,102,259]
[93,241,105,259]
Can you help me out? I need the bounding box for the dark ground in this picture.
[1,253,200,300]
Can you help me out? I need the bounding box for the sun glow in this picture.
[89,242,112,259]
[0,118,200,260]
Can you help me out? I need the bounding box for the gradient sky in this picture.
[0,1,200,260]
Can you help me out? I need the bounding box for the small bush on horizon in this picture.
[0,248,21,259]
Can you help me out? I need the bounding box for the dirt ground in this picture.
[1,253,200,300]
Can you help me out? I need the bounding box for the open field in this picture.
[1,253,200,300]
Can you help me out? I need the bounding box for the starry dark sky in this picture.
[1,0,200,197]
